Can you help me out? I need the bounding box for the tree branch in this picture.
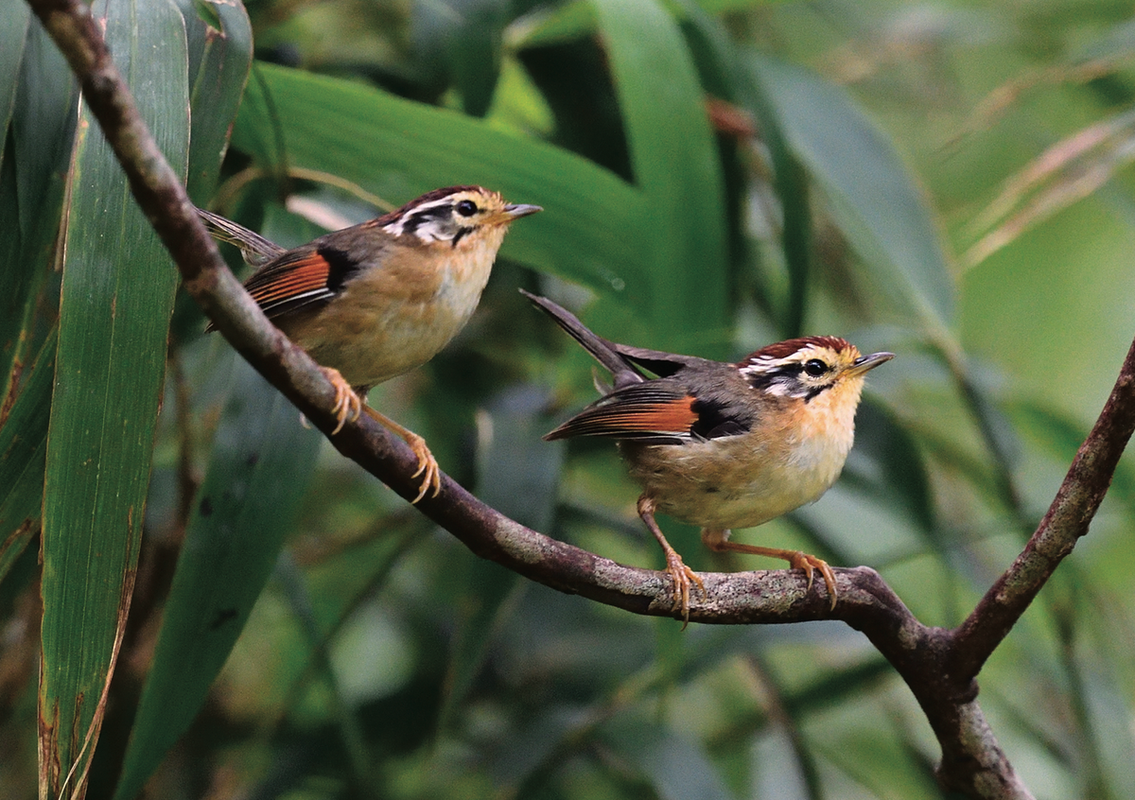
[30,2,1135,798]
[949,337,1135,682]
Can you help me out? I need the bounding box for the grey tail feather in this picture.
[196,207,286,267]
[521,290,645,386]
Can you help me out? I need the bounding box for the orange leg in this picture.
[320,368,440,503]
[638,496,705,626]
[362,406,441,504]
[701,529,837,610]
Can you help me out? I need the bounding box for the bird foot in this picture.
[784,551,838,610]
[664,550,706,628]
[403,430,441,504]
[358,406,442,504]
[321,367,362,435]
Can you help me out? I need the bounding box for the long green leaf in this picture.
[749,54,955,331]
[0,20,79,583]
[439,387,561,728]
[0,0,30,166]
[39,0,188,791]
[592,0,729,348]
[0,20,77,416]
[672,2,812,336]
[0,332,54,582]
[115,360,320,800]
[110,2,253,794]
[178,0,252,201]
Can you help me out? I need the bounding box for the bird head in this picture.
[737,337,894,404]
[380,185,541,249]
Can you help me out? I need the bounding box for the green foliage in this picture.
[114,360,322,800]
[2,0,1134,798]
[40,1,189,785]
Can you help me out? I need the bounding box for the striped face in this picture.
[736,337,889,402]
[380,186,541,247]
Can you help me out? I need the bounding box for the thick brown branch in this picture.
[948,336,1135,682]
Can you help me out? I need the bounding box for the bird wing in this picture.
[612,343,708,379]
[545,382,704,445]
[198,210,340,332]
[242,248,341,319]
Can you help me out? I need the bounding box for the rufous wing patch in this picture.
[601,398,698,434]
[245,251,335,316]
[549,396,698,440]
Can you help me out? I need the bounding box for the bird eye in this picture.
[803,359,828,377]
[455,199,478,217]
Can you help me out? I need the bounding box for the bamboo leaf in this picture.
[0,0,30,162]
[438,386,561,728]
[110,1,253,793]
[0,19,81,584]
[0,20,77,416]
[178,0,252,201]
[39,0,188,792]
[749,54,955,331]
[0,18,78,590]
[114,361,320,800]
[0,332,54,583]
[592,0,730,348]
[673,3,812,336]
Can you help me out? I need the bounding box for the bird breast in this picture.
[624,378,863,530]
[281,232,503,388]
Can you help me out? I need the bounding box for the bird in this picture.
[198,186,541,502]
[524,290,893,622]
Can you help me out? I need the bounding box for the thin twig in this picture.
[949,336,1135,682]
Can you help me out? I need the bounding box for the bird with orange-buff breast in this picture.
[199,186,541,502]
[525,291,893,623]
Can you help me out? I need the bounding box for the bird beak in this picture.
[846,351,894,376]
[503,203,543,220]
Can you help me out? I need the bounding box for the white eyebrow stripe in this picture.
[739,355,804,373]
[382,197,458,237]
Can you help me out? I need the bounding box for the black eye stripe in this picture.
[401,204,452,234]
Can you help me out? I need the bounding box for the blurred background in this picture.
[3,0,1135,798]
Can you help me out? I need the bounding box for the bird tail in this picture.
[521,290,644,389]
[197,207,286,267]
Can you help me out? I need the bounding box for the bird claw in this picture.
[356,406,442,504]
[404,431,442,504]
[664,550,706,629]
[785,551,838,610]
[322,367,362,435]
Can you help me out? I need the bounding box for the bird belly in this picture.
[624,426,852,530]
[281,248,494,388]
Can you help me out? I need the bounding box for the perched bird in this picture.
[525,291,893,621]
[200,187,541,502]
